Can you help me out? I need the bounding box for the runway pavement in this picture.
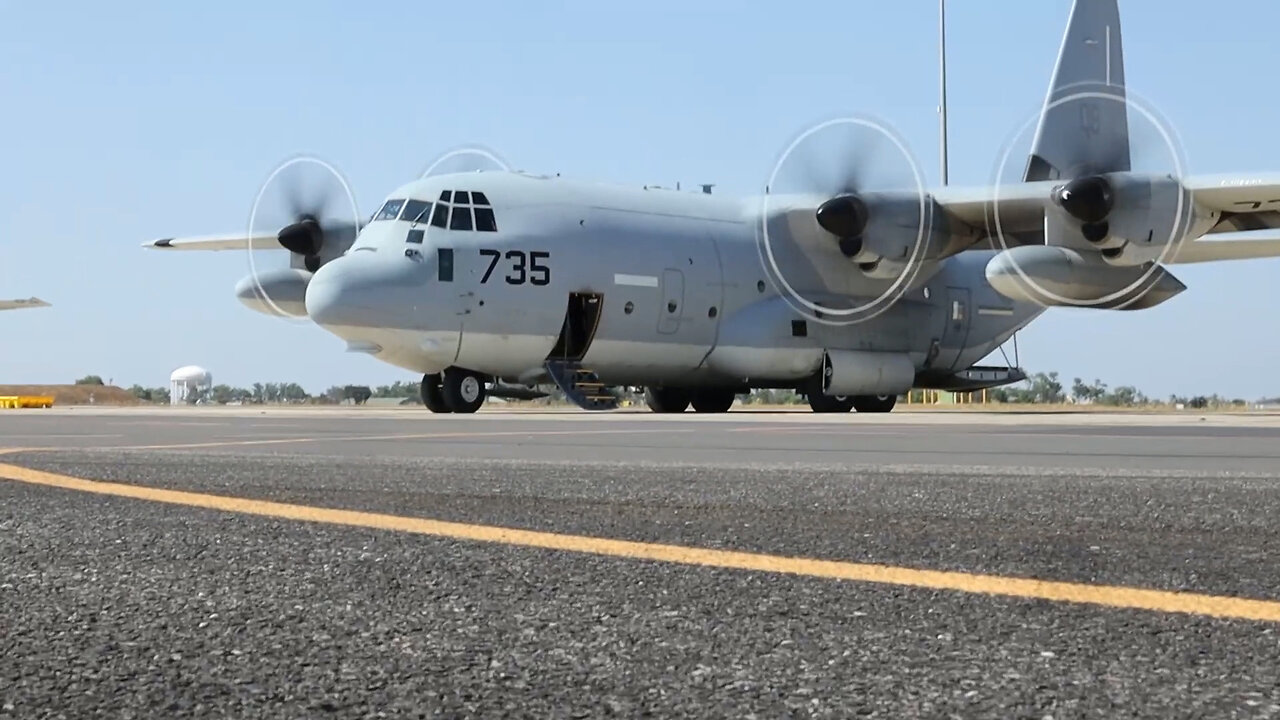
[3,407,1280,717]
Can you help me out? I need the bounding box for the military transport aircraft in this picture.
[146,0,1280,414]
[0,298,50,312]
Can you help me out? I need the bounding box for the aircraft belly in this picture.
[455,331,557,377]
[582,339,718,383]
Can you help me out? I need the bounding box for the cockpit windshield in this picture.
[371,198,405,221]
[400,199,433,225]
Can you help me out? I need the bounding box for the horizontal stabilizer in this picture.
[144,233,283,252]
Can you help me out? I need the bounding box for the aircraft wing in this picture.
[1164,232,1280,264]
[932,173,1280,255]
[932,181,1059,238]
[143,232,284,251]
[1183,173,1280,233]
[0,297,50,311]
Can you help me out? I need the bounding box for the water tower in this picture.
[169,365,212,405]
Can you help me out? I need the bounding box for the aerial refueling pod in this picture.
[821,350,915,397]
[984,246,1186,310]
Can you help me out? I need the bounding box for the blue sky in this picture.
[2,0,1278,399]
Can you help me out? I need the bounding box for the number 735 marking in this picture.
[480,249,550,285]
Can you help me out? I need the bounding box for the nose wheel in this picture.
[422,368,488,413]
[443,367,487,413]
[421,373,451,413]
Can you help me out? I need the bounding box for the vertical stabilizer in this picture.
[1023,0,1129,181]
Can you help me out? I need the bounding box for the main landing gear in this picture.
[802,376,896,413]
[644,387,737,413]
[422,367,487,414]
[806,391,897,413]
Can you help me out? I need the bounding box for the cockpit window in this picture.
[474,206,497,232]
[401,199,432,224]
[449,205,473,231]
[422,190,498,232]
[431,203,449,228]
[373,199,404,221]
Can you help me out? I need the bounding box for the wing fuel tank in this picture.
[985,246,1185,310]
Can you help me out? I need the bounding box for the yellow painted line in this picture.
[2,463,1280,623]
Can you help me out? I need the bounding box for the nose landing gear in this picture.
[422,367,487,413]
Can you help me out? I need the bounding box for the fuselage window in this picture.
[438,190,452,203]
[431,203,449,228]
[373,199,405,221]
[437,248,454,282]
[401,199,432,224]
[406,228,424,244]
[449,205,473,231]
[453,191,471,205]
[474,206,497,232]
[472,191,490,206]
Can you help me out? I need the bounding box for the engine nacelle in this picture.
[821,349,915,396]
[858,195,972,264]
[1050,172,1220,264]
[234,268,311,318]
[985,245,1185,310]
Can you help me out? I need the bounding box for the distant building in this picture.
[170,365,212,405]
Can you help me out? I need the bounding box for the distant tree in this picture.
[75,375,104,386]
[1071,377,1107,404]
[373,380,418,398]
[1099,385,1146,407]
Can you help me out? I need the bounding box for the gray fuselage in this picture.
[303,171,1043,392]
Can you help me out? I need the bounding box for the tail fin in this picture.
[1023,0,1129,181]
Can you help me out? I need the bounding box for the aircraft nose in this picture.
[305,253,390,328]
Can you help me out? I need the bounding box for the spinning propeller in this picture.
[990,86,1192,262]
[243,155,362,321]
[758,115,930,325]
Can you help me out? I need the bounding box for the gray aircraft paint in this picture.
[305,171,1041,390]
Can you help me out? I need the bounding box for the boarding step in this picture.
[544,360,619,411]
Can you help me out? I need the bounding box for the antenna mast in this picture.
[938,0,949,185]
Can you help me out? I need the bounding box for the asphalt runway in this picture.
[3,407,1280,717]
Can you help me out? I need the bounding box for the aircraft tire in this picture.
[690,388,735,413]
[421,373,451,413]
[807,392,855,413]
[442,367,486,413]
[644,387,690,413]
[852,394,897,413]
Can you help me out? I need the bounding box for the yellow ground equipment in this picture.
[0,395,54,409]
